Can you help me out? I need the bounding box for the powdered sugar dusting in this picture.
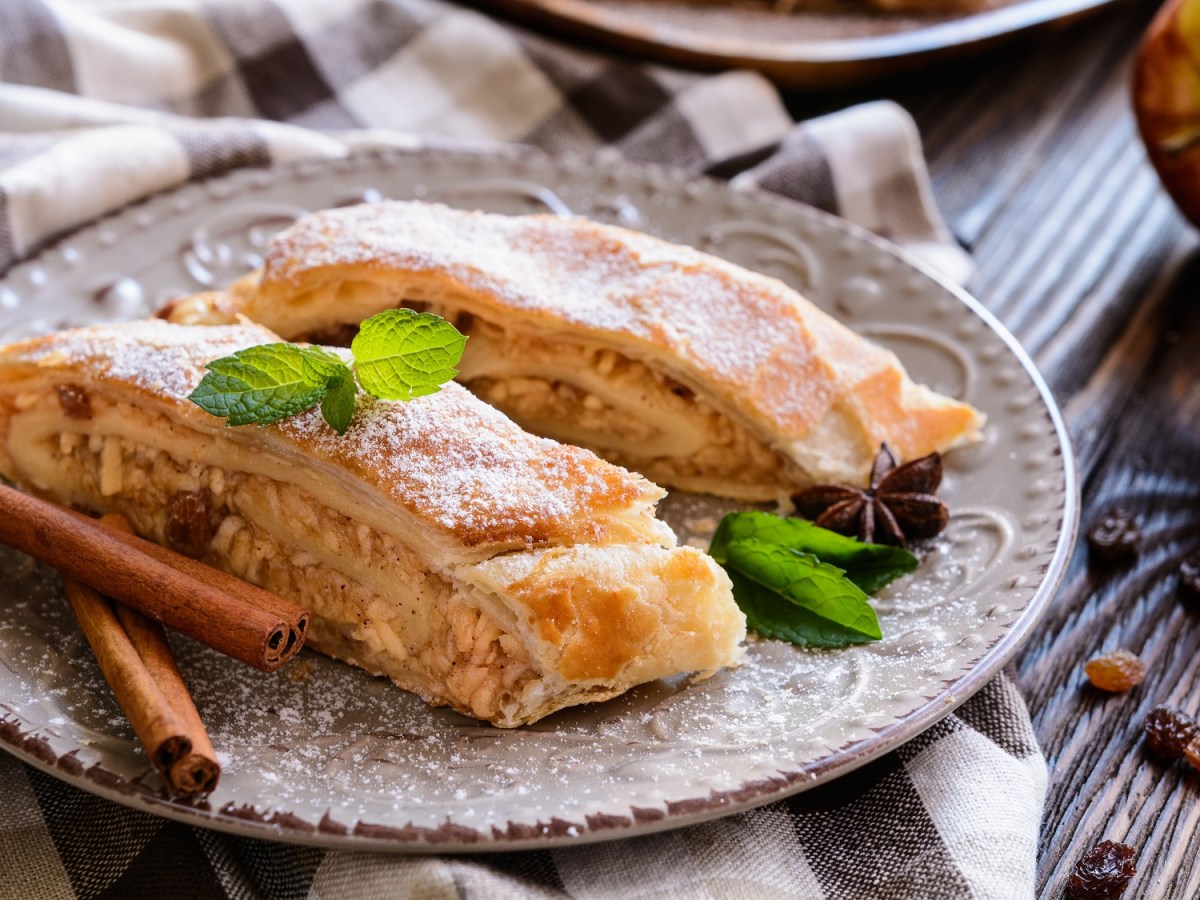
[7,321,656,547]
[260,202,904,432]
[6,319,279,401]
[281,384,655,543]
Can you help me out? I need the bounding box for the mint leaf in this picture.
[711,511,917,593]
[189,343,354,429]
[351,308,467,401]
[727,570,880,648]
[298,344,352,379]
[188,344,338,427]
[722,540,881,644]
[707,510,911,648]
[319,371,357,435]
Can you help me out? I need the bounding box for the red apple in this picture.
[1135,0,1200,226]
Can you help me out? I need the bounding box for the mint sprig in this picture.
[188,309,466,434]
[187,344,346,427]
[709,510,918,648]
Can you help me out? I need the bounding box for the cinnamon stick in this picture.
[102,515,220,797]
[0,483,308,672]
[61,573,215,797]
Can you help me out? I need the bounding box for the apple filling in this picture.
[460,326,805,499]
[4,394,541,724]
[301,309,809,501]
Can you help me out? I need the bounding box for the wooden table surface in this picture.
[790,1,1200,895]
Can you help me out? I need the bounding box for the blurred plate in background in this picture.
[471,0,1125,87]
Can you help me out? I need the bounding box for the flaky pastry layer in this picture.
[0,322,744,726]
[168,201,985,499]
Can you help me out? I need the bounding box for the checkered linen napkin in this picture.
[0,2,1040,899]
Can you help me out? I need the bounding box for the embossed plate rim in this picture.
[0,146,1078,851]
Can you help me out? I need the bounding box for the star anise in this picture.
[792,445,949,548]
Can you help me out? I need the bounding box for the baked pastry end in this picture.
[0,321,746,727]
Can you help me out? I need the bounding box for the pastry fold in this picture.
[167,201,985,500]
[0,321,744,727]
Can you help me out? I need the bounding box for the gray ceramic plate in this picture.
[0,148,1076,852]
[474,0,1124,87]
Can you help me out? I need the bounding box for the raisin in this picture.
[1066,841,1136,900]
[1179,551,1200,597]
[1087,509,1141,564]
[1185,736,1200,773]
[166,490,214,558]
[660,375,695,401]
[1084,649,1146,692]
[1143,706,1198,760]
[55,384,92,420]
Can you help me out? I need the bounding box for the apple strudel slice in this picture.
[0,321,744,727]
[166,201,985,501]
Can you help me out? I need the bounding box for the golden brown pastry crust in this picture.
[176,201,984,494]
[0,321,744,726]
[0,320,663,555]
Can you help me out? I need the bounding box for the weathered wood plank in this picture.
[868,3,1200,896]
[1057,235,1196,465]
[1022,278,1200,897]
[920,10,1145,251]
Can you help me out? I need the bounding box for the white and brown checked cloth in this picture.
[0,2,1040,898]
